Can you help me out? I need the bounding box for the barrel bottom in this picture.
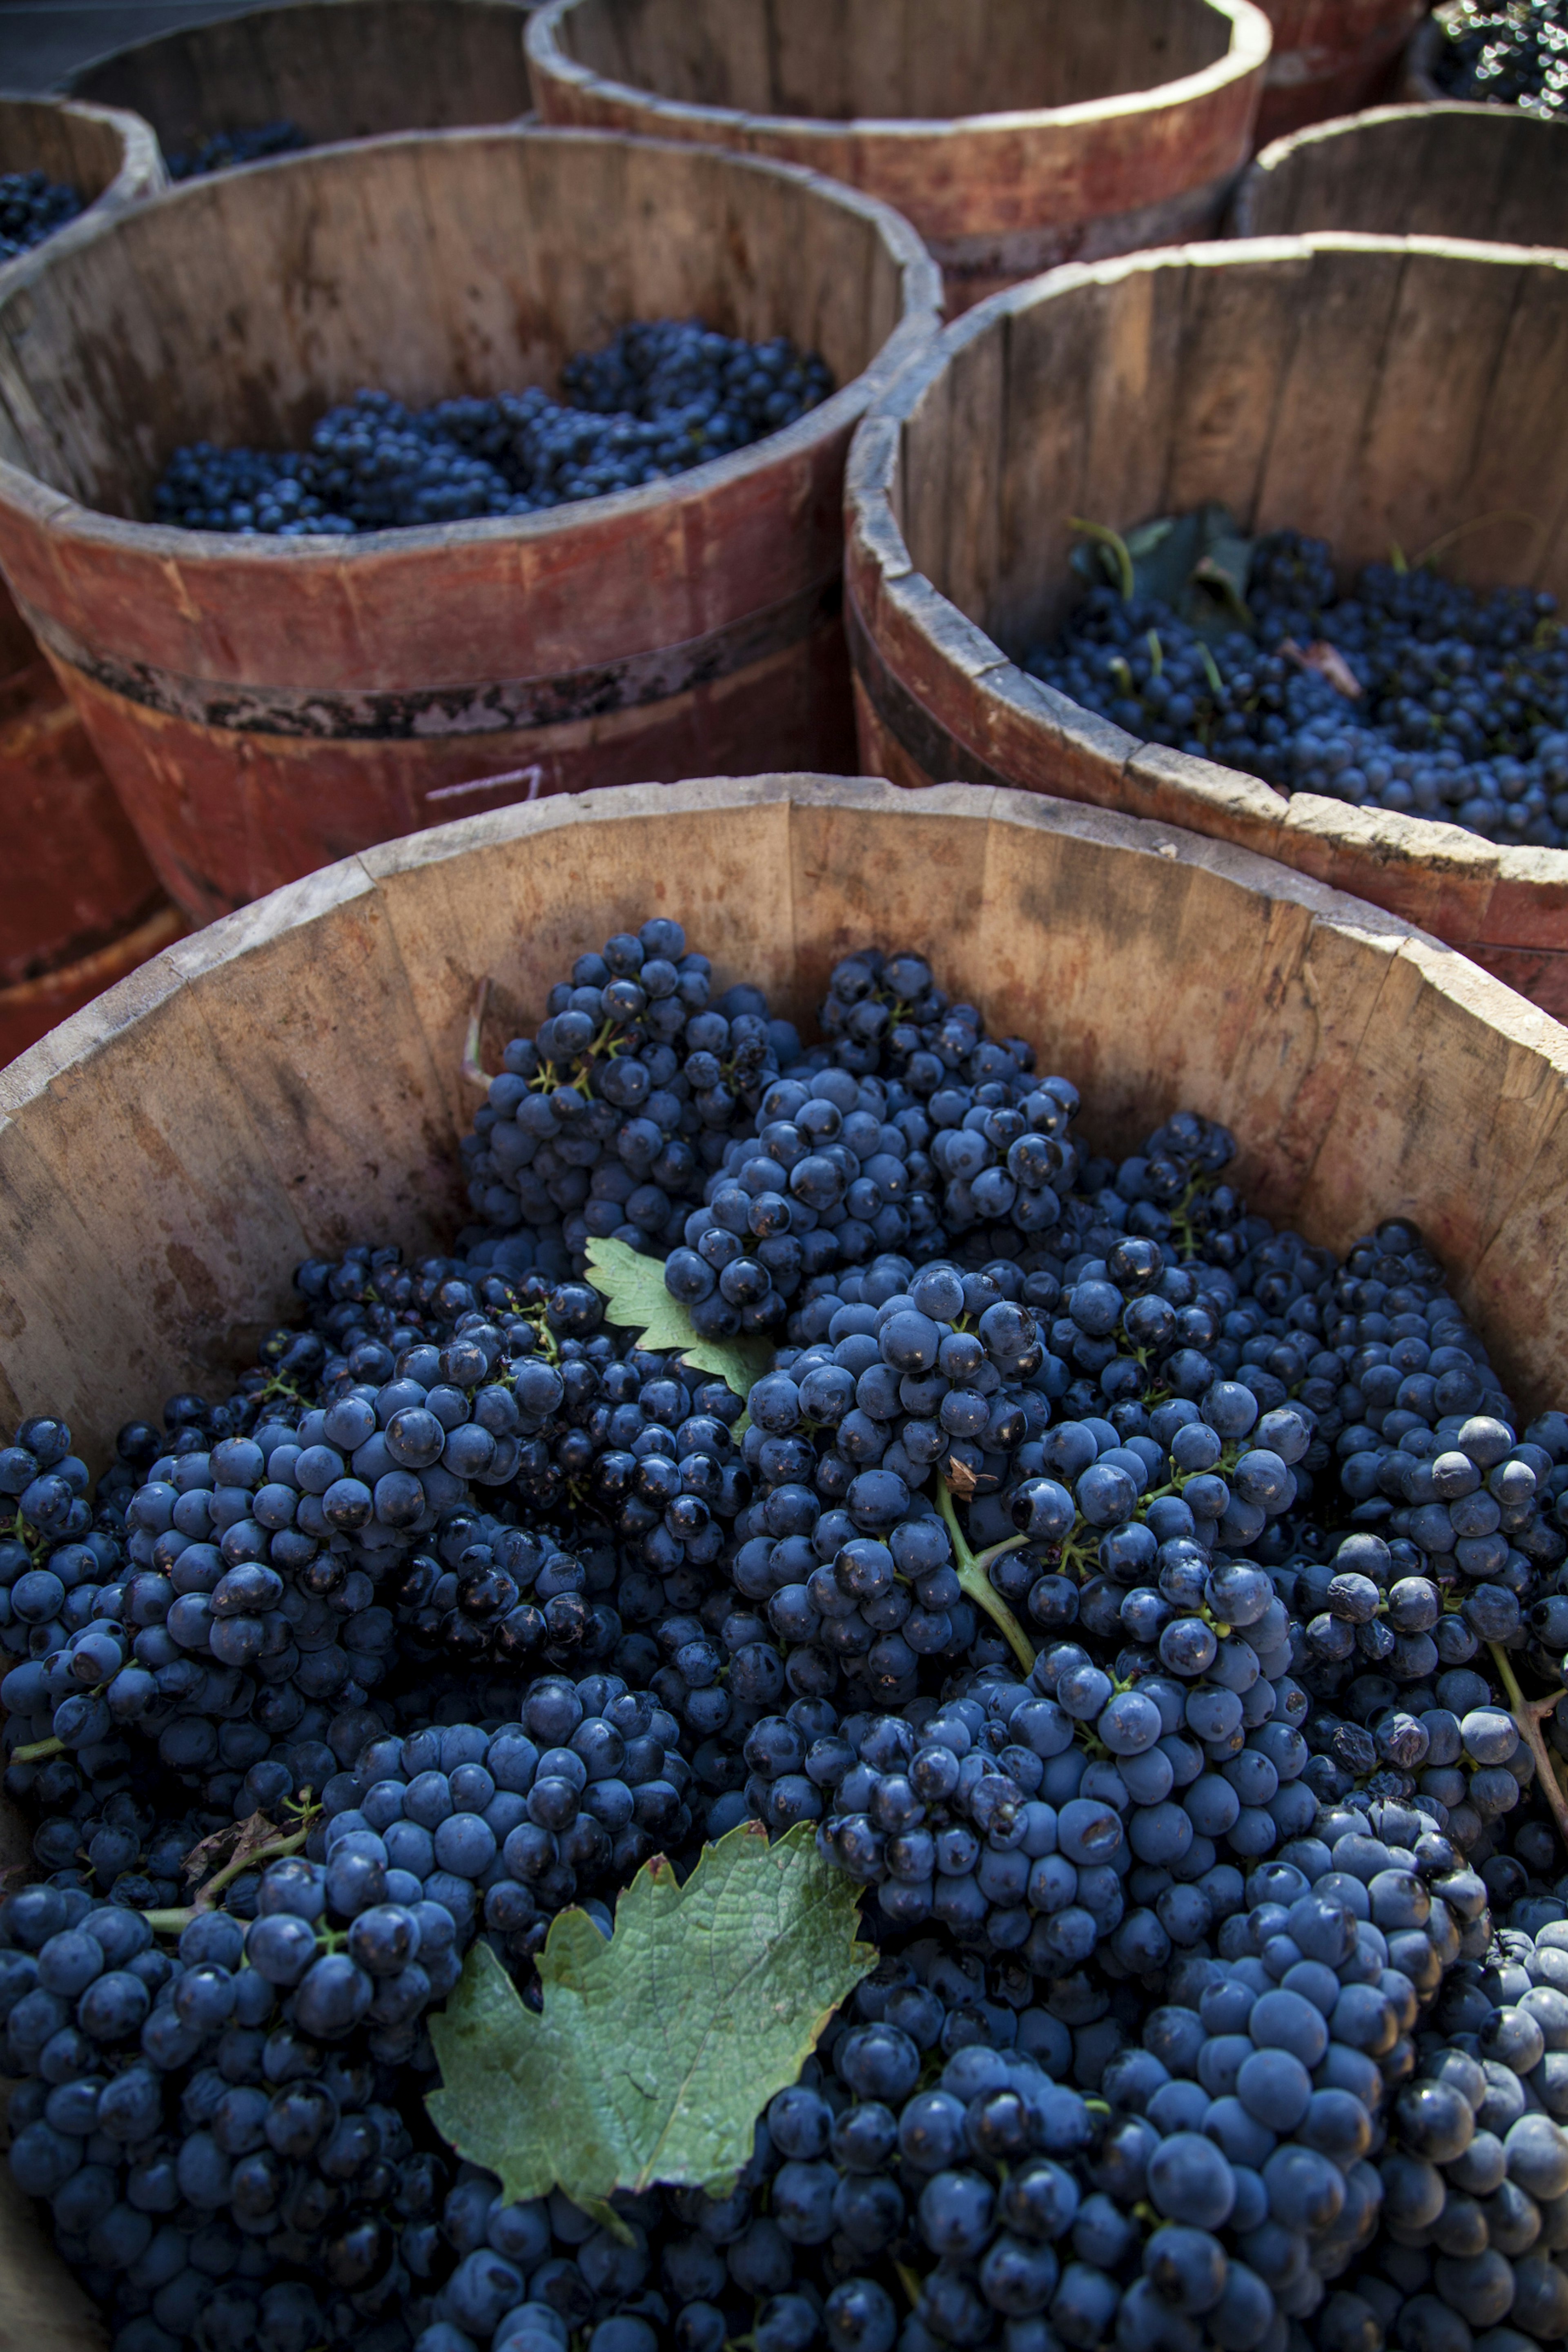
[0,901,185,1067]
[56,621,858,923]
[0,655,165,981]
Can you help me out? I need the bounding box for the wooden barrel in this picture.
[525,0,1273,314]
[0,101,174,1062]
[3,770,1568,1468]
[843,237,1568,1020]
[1233,98,1568,240]
[1251,0,1425,144]
[0,91,163,231]
[0,129,938,925]
[62,0,537,163]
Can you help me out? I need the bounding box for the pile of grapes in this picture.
[5,916,1568,2352]
[149,322,835,535]
[165,122,308,180]
[1432,0,1568,117]
[0,168,83,263]
[1027,528,1568,848]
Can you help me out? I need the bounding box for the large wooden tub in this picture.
[526,0,1272,312]
[0,130,937,924]
[62,0,537,162]
[844,236,1568,1017]
[4,768,1568,2321]
[1233,98,1568,241]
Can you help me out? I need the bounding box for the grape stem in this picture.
[140,1819,315,1933]
[1488,1640,1568,1855]
[937,1484,1037,1676]
[12,1735,65,1763]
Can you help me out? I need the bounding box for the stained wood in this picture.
[0,129,938,922]
[0,105,170,1031]
[1235,102,1568,245]
[63,0,536,153]
[1252,0,1423,143]
[2,774,1567,1464]
[843,238,1568,1018]
[0,636,165,985]
[0,94,163,229]
[528,0,1272,311]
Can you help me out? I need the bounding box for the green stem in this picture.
[13,1735,65,1763]
[938,1485,1036,1677]
[1069,516,1135,603]
[143,1820,315,1932]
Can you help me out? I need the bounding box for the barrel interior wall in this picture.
[895,241,1568,669]
[65,0,535,151]
[6,778,1568,1467]
[0,96,125,207]
[1241,106,1568,243]
[0,132,898,521]
[557,0,1236,124]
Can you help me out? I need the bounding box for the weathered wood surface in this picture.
[1252,0,1424,143]
[0,104,171,1038]
[3,773,1568,1480]
[0,94,163,247]
[844,236,1568,1018]
[1234,100,1568,241]
[0,129,938,923]
[527,0,1272,311]
[63,0,536,156]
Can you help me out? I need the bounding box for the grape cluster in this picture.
[462,914,800,1274]
[0,169,83,261]
[12,915,1568,2352]
[150,322,834,534]
[1433,0,1568,117]
[165,122,308,179]
[1027,529,1568,846]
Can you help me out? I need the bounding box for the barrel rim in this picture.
[1232,99,1568,237]
[0,122,941,569]
[0,90,166,298]
[525,0,1275,142]
[9,770,1568,1126]
[842,230,1568,889]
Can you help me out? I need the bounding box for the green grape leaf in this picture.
[1069,502,1255,644]
[425,1822,873,2210]
[583,1236,772,1405]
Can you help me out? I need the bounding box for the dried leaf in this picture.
[185,1809,285,1903]
[1281,637,1363,699]
[426,1822,873,2207]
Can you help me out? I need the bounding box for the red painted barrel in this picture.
[1251,0,1425,143]
[0,97,176,1065]
[63,0,536,158]
[1233,99,1568,242]
[843,237,1568,1020]
[0,128,938,925]
[527,0,1272,314]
